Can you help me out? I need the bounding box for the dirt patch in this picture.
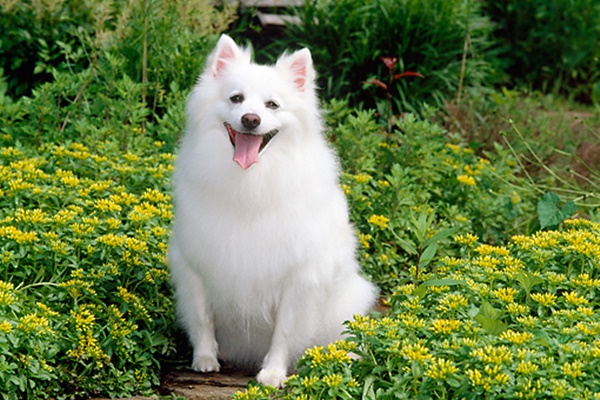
[159,366,254,399]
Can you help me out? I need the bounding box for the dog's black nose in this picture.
[242,113,261,130]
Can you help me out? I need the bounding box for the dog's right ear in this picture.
[208,35,251,78]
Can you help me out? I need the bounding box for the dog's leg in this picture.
[257,285,317,387]
[169,244,220,373]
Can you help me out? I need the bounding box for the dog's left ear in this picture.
[276,48,315,92]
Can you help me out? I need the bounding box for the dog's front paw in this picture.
[191,354,220,373]
[256,367,287,387]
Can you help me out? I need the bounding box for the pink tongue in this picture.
[233,133,262,169]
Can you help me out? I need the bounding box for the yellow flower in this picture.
[15,208,48,224]
[95,198,122,213]
[404,342,432,362]
[0,226,38,244]
[572,273,600,288]
[516,361,539,375]
[323,373,343,388]
[359,233,371,249]
[562,291,588,306]
[475,244,510,257]
[454,233,479,246]
[368,214,389,230]
[430,318,462,334]
[457,174,476,186]
[0,280,16,306]
[494,287,519,303]
[561,361,584,379]
[354,173,372,184]
[301,376,319,389]
[426,357,459,380]
[436,293,469,314]
[128,202,160,223]
[499,329,534,345]
[18,313,53,334]
[141,188,170,203]
[506,303,529,315]
[470,345,513,365]
[446,143,461,153]
[466,365,509,392]
[0,320,13,333]
[530,292,557,307]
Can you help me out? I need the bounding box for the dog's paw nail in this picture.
[256,368,287,387]
[191,356,220,373]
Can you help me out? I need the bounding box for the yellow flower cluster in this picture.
[0,141,175,390]
[368,214,390,230]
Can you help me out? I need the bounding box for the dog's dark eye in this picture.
[230,94,244,104]
[265,100,279,110]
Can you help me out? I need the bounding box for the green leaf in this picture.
[515,271,543,294]
[412,284,428,299]
[474,314,508,335]
[423,225,460,248]
[478,301,503,320]
[537,192,576,229]
[474,301,507,335]
[395,235,418,255]
[418,243,438,268]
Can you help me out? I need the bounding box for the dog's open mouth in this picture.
[224,122,278,169]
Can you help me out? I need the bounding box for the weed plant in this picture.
[442,89,600,211]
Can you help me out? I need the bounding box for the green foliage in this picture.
[0,142,175,399]
[236,219,600,399]
[484,0,600,101]
[324,102,536,291]
[442,89,600,212]
[272,0,494,113]
[0,0,236,145]
[537,192,577,230]
[0,0,99,97]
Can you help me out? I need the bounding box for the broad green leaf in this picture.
[418,243,438,268]
[423,225,461,248]
[474,314,508,335]
[412,284,428,299]
[474,301,507,334]
[537,192,576,229]
[478,301,503,320]
[515,271,543,294]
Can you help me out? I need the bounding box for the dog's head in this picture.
[190,35,318,170]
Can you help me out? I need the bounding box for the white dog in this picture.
[168,35,377,387]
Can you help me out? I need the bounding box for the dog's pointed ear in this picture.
[208,35,251,78]
[276,48,315,92]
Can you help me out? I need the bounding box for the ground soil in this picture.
[158,366,255,399]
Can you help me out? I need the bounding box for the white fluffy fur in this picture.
[168,35,377,387]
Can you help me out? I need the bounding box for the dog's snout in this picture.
[242,113,261,130]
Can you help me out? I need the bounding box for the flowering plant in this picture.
[0,141,175,398]
[235,219,600,399]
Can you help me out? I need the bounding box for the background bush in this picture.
[257,0,495,114]
[484,0,600,102]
